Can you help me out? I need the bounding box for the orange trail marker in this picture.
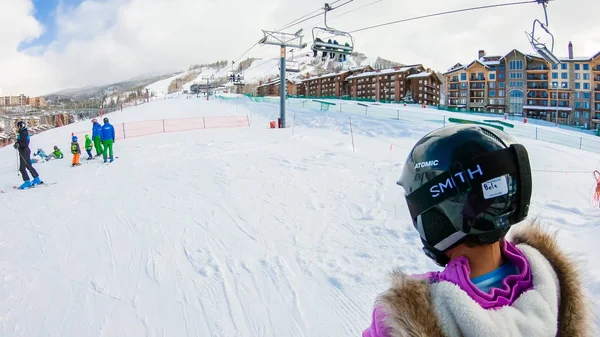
[390,144,393,152]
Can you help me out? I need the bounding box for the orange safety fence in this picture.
[71,116,250,141]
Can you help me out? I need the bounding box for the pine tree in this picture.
[403,90,415,104]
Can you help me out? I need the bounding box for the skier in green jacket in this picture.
[84,134,94,160]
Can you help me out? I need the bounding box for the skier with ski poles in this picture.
[13,121,43,189]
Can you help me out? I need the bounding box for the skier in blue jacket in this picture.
[100,117,116,163]
[91,118,104,157]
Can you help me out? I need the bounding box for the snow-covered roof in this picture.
[559,57,592,62]
[406,71,435,79]
[303,70,351,82]
[523,105,572,111]
[345,66,421,80]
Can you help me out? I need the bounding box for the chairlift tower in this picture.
[201,74,215,101]
[259,29,306,128]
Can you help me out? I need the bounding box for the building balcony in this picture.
[470,84,485,89]
[527,83,549,89]
[526,65,549,71]
[449,78,459,83]
[527,75,548,81]
[470,76,486,81]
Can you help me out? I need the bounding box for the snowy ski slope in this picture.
[0,95,599,336]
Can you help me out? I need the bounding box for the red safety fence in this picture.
[72,116,250,141]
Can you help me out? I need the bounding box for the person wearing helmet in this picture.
[13,121,43,189]
[100,117,115,163]
[362,125,591,337]
[84,134,94,160]
[50,145,64,160]
[70,135,81,167]
[91,118,104,157]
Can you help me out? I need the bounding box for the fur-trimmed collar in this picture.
[375,222,593,337]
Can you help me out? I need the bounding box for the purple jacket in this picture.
[363,241,533,337]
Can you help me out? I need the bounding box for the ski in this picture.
[12,182,57,190]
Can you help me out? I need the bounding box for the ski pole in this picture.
[16,150,20,176]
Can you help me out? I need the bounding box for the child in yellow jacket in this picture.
[71,135,81,166]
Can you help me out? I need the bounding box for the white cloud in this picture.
[1,0,599,96]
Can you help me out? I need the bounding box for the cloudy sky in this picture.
[2,0,599,96]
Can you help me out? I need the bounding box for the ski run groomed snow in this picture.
[1,94,599,336]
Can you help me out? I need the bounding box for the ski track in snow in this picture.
[0,96,599,335]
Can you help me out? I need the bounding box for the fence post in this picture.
[397,110,400,120]
[535,127,538,140]
[162,119,165,133]
[580,137,583,149]
[122,123,126,139]
[349,115,355,153]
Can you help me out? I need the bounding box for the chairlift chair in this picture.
[279,60,301,73]
[310,3,355,59]
[233,73,245,86]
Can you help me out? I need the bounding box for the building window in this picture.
[583,64,590,70]
[561,72,568,79]
[490,90,496,97]
[509,73,523,79]
[584,112,590,118]
[551,81,558,88]
[490,73,496,80]
[561,64,567,70]
[499,90,505,97]
[575,111,580,118]
[575,73,581,79]
[561,112,568,118]
[509,60,523,70]
[576,102,581,108]
[584,102,590,109]
[584,83,590,90]
[499,82,505,88]
[552,64,558,70]
[499,73,505,79]
[584,73,590,80]
[584,92,591,99]
[499,65,505,71]
[575,92,581,99]
[575,64,580,70]
[561,82,568,88]
[460,73,467,81]
[576,82,581,89]
[552,72,558,79]
[489,82,496,88]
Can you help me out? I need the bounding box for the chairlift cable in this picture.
[277,0,355,32]
[346,0,545,34]
[276,0,347,32]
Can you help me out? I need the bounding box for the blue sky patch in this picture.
[18,0,84,51]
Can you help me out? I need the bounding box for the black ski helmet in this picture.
[397,124,532,266]
[103,117,109,123]
[16,121,25,129]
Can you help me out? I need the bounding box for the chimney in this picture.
[426,68,431,73]
[568,41,573,60]
[478,50,486,59]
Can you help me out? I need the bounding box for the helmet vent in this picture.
[481,128,504,144]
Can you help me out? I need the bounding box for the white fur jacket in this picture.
[364,224,594,337]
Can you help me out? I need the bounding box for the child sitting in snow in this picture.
[84,134,94,160]
[46,145,64,160]
[71,136,81,167]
